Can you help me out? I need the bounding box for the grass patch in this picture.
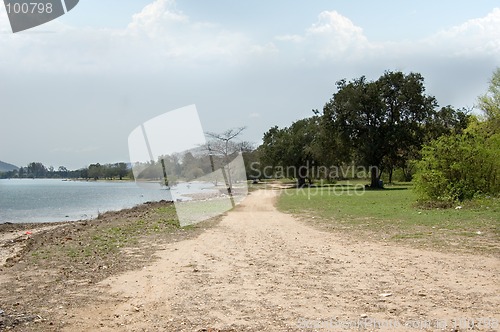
[277,181,500,255]
[55,204,181,259]
[23,201,217,275]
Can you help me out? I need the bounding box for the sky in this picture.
[0,0,499,170]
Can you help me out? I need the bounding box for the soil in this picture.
[1,190,499,331]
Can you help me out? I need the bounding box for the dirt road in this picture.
[63,190,500,331]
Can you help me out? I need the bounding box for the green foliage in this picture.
[85,162,131,180]
[0,161,133,180]
[26,162,48,178]
[321,71,446,187]
[477,67,500,133]
[425,105,470,140]
[242,148,261,179]
[258,70,470,187]
[415,111,500,201]
[414,68,500,202]
[259,117,320,186]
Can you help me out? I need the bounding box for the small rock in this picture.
[379,293,392,297]
[476,231,482,235]
[360,314,368,319]
[455,206,462,210]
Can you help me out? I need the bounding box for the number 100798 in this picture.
[5,2,53,14]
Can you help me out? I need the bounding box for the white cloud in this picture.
[307,11,364,37]
[274,11,373,62]
[272,8,500,65]
[3,2,498,75]
[424,8,500,57]
[0,0,275,73]
[122,0,276,66]
[127,0,189,36]
[307,11,372,60]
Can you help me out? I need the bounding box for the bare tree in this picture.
[206,127,247,206]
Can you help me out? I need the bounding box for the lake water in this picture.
[0,179,188,224]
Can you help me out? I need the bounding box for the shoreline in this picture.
[0,177,135,182]
[0,199,179,268]
[0,178,239,225]
[0,199,174,231]
[0,198,214,331]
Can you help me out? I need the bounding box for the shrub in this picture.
[414,127,500,202]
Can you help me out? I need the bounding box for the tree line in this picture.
[1,129,253,185]
[0,162,133,180]
[253,69,499,202]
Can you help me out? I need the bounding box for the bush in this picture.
[414,127,500,202]
[416,68,500,202]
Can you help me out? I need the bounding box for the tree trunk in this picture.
[370,167,381,188]
[403,165,413,182]
[297,176,307,188]
[388,168,393,184]
[297,165,308,188]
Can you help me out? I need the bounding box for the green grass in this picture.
[277,182,500,255]
[28,204,183,263]
[72,205,181,257]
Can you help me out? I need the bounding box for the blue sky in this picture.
[1,0,499,169]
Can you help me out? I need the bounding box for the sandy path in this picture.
[64,190,500,331]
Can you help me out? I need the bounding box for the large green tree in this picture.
[389,105,470,182]
[260,117,319,187]
[88,163,104,180]
[322,71,438,187]
[27,162,48,178]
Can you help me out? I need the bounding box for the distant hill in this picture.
[0,160,19,172]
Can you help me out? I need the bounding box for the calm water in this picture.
[0,179,176,223]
